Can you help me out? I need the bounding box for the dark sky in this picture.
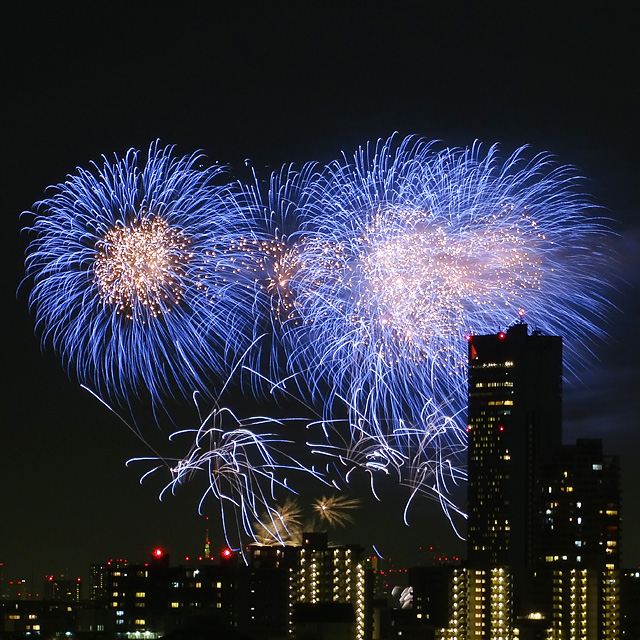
[3,3,639,588]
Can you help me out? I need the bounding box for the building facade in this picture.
[289,532,367,640]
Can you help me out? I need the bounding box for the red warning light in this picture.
[498,332,506,340]
[499,425,505,432]
[466,334,473,342]
[152,547,164,558]
[221,548,232,559]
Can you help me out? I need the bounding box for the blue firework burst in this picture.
[24,142,259,404]
[211,161,326,397]
[283,134,615,446]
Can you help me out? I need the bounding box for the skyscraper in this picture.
[466,322,562,575]
[463,321,563,638]
[290,532,367,640]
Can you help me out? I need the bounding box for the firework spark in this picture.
[253,498,305,545]
[94,215,191,319]
[252,493,361,546]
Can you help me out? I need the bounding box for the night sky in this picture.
[3,3,639,589]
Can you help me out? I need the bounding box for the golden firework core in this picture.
[94,216,190,319]
[355,206,544,361]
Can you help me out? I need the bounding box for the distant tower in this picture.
[204,518,211,560]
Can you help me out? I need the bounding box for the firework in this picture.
[313,494,360,528]
[307,400,467,522]
[397,407,468,534]
[284,134,615,445]
[253,498,305,545]
[130,403,324,549]
[23,142,259,403]
[252,493,361,545]
[214,162,326,394]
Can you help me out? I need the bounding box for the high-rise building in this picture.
[42,574,82,602]
[466,323,562,607]
[620,570,640,638]
[541,438,621,571]
[86,550,235,637]
[536,439,621,640]
[236,544,298,639]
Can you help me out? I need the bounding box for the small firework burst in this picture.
[253,498,304,545]
[313,494,360,528]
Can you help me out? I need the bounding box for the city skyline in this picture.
[3,4,639,586]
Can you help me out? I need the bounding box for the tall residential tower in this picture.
[466,322,562,576]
